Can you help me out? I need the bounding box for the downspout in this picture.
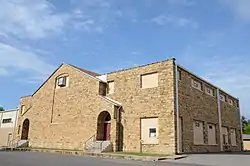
[238,98,243,151]
[13,107,19,143]
[174,59,180,154]
[216,89,223,151]
[0,111,3,128]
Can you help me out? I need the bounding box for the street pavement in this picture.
[168,153,250,166]
[0,151,205,166]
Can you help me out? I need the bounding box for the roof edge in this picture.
[177,64,239,100]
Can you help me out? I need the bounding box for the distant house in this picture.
[0,109,18,147]
[243,134,250,151]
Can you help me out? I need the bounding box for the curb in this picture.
[1,148,187,161]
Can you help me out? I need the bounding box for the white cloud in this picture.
[151,15,199,29]
[0,0,69,39]
[167,0,196,6]
[131,51,140,55]
[0,68,9,76]
[0,42,55,82]
[220,0,250,21]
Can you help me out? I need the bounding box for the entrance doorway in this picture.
[97,111,111,141]
[21,119,30,140]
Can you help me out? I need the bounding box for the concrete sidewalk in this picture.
[1,147,187,161]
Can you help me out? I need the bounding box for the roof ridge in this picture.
[67,64,101,77]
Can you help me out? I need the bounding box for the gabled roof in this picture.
[29,63,104,97]
[67,64,101,77]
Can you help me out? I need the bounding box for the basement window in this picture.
[2,118,12,124]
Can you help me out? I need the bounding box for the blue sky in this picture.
[0,0,250,117]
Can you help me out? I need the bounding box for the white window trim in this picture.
[207,123,217,145]
[193,120,205,145]
[107,81,115,94]
[205,86,214,96]
[141,72,159,89]
[228,98,234,106]
[56,75,69,88]
[220,94,226,102]
[191,79,202,91]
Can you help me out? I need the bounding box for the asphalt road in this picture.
[0,151,204,166]
[169,153,250,166]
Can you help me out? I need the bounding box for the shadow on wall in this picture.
[117,107,124,151]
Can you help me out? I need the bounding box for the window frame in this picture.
[191,79,202,91]
[177,70,181,81]
[205,86,214,96]
[207,123,217,145]
[193,120,205,145]
[2,118,12,124]
[220,94,226,102]
[107,81,115,94]
[228,98,234,106]
[149,128,157,138]
[140,72,159,89]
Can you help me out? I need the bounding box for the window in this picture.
[222,127,229,145]
[20,105,25,114]
[17,125,21,134]
[141,118,158,144]
[177,70,181,80]
[220,94,226,102]
[228,98,233,106]
[205,86,214,96]
[230,129,237,146]
[192,79,202,90]
[99,82,107,96]
[57,76,68,87]
[207,123,217,145]
[193,120,204,145]
[141,73,158,89]
[2,118,12,124]
[149,128,157,137]
[236,101,239,108]
[107,81,114,94]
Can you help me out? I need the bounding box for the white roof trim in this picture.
[99,95,122,106]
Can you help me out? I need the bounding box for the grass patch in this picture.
[107,151,169,157]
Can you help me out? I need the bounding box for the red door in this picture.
[104,123,111,140]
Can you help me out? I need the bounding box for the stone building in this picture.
[15,58,242,154]
[0,109,18,147]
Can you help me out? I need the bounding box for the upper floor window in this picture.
[56,75,69,88]
[99,82,107,96]
[107,81,114,94]
[205,86,214,96]
[228,98,234,106]
[141,72,159,89]
[191,79,202,91]
[2,118,12,124]
[220,94,226,102]
[20,105,25,114]
[177,70,181,81]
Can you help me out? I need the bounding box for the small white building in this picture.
[0,109,18,147]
